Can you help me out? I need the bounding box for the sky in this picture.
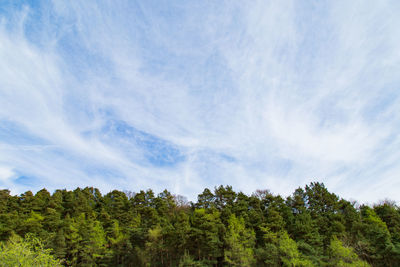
[0,1,400,203]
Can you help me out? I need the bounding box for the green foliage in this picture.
[258,226,312,267]
[0,184,397,266]
[189,208,224,265]
[328,236,370,267]
[0,234,61,266]
[224,214,255,266]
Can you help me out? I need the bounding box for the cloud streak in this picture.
[0,1,399,202]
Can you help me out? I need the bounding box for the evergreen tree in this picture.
[224,214,255,266]
[0,183,397,266]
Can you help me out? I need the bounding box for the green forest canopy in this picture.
[0,182,399,266]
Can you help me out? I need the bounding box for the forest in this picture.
[0,182,399,266]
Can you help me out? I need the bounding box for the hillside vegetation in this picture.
[0,182,399,266]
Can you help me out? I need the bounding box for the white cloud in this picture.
[0,1,399,202]
[0,165,15,182]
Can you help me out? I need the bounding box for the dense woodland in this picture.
[0,182,399,266]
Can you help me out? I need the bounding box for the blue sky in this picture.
[1,1,400,202]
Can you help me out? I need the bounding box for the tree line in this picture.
[0,182,399,266]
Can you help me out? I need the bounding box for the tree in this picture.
[64,213,106,266]
[189,209,224,265]
[258,226,312,267]
[0,234,61,267]
[0,183,397,266]
[328,236,370,267]
[224,214,255,266]
[287,189,323,264]
[305,182,344,248]
[357,206,398,266]
[145,225,165,266]
[196,188,215,210]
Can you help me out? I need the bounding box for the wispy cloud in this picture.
[0,1,399,202]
